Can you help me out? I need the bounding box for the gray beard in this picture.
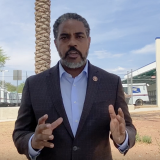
[59,50,88,69]
[60,58,87,69]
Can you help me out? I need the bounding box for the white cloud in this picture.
[6,52,34,70]
[2,41,60,72]
[91,29,127,44]
[91,50,123,59]
[105,66,128,75]
[112,54,123,58]
[111,66,126,72]
[10,22,34,33]
[131,43,155,54]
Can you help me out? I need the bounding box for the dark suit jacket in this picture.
[13,61,136,160]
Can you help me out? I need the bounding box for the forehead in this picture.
[58,19,86,35]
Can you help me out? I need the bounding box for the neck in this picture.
[62,63,86,78]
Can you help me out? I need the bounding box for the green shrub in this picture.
[136,133,141,142]
[142,135,152,144]
[136,133,152,144]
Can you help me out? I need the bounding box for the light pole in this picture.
[0,70,8,89]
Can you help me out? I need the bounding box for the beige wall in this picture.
[156,38,160,107]
[147,83,156,91]
[0,107,19,121]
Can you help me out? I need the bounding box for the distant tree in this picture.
[5,82,16,92]
[17,82,25,93]
[0,47,10,68]
[4,82,24,93]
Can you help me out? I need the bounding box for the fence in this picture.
[0,69,157,107]
[0,70,34,107]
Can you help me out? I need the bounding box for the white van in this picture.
[122,83,149,106]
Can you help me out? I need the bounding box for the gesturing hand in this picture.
[109,105,126,145]
[31,114,63,150]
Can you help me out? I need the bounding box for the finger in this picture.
[38,114,48,125]
[36,123,51,133]
[32,133,53,150]
[110,118,119,132]
[116,114,125,125]
[36,134,54,142]
[38,140,54,148]
[108,105,116,119]
[51,117,63,130]
[119,123,126,135]
[118,108,124,119]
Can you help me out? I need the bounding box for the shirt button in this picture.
[73,146,78,151]
[75,120,78,123]
[74,101,76,103]
[73,84,76,86]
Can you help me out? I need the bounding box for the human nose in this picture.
[68,37,77,47]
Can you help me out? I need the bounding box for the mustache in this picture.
[64,47,84,60]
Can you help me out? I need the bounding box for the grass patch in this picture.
[141,135,152,144]
[136,133,152,144]
[136,133,141,142]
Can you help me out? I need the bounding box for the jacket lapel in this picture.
[46,63,74,139]
[75,62,100,138]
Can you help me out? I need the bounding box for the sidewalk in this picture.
[129,105,160,113]
[130,107,160,113]
[0,106,160,122]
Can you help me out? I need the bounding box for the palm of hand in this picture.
[42,128,52,135]
[110,116,126,144]
[109,105,126,144]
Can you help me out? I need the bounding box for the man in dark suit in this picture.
[13,13,136,160]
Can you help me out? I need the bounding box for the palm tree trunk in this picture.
[35,0,51,74]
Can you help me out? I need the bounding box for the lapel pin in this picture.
[93,76,98,81]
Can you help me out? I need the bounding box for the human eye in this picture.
[60,34,69,40]
[60,36,67,40]
[77,35,84,39]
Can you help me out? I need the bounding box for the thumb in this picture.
[109,105,116,120]
[38,114,48,125]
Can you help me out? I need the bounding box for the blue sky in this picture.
[0,0,160,83]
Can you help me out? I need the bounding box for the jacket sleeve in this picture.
[12,78,37,160]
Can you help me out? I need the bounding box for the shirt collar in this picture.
[59,60,88,78]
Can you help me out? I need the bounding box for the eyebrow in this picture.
[59,32,85,36]
[75,32,85,35]
[59,33,69,37]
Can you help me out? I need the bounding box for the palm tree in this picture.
[35,0,51,74]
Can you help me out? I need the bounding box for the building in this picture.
[122,37,160,107]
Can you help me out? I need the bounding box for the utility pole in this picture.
[0,70,8,89]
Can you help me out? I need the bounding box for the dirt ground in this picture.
[0,111,160,160]
[111,111,160,160]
